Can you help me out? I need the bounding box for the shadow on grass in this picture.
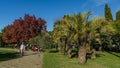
[86,52,105,59]
[65,51,106,59]
[71,53,78,58]
[0,52,19,62]
[48,49,59,53]
[107,51,120,58]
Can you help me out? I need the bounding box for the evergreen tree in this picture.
[116,10,120,22]
[104,4,113,21]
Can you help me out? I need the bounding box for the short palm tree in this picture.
[62,12,91,64]
[52,11,116,64]
[52,20,69,53]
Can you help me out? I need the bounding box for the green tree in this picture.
[52,11,115,64]
[61,12,91,64]
[61,14,76,57]
[104,4,113,22]
[0,28,5,47]
[29,31,52,49]
[0,32,2,46]
[52,19,68,54]
[116,10,120,22]
[113,10,120,44]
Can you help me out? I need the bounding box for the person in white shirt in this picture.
[20,42,25,56]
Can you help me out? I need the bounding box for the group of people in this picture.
[19,42,41,56]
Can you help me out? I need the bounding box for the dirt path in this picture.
[0,50,42,68]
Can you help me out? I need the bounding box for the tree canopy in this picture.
[104,4,113,22]
[2,14,46,43]
[116,10,120,22]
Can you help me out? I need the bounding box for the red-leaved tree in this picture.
[2,14,46,43]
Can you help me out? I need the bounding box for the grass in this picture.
[43,51,120,68]
[0,48,19,62]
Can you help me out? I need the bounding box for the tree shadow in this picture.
[107,51,120,58]
[71,53,78,58]
[86,52,105,59]
[49,50,59,53]
[71,51,106,59]
[48,49,59,53]
[96,53,105,57]
[0,52,19,62]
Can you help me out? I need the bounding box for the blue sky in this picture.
[0,0,120,31]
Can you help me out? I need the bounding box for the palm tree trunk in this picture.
[60,45,63,53]
[58,40,63,53]
[64,43,66,55]
[99,46,102,51]
[78,46,86,64]
[68,46,72,58]
[86,43,90,53]
[91,49,96,59]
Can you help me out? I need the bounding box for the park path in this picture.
[0,50,43,68]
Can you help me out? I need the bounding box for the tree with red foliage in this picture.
[2,14,46,43]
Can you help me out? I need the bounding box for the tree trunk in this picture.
[55,44,58,51]
[66,44,69,51]
[86,43,90,53]
[99,46,102,51]
[60,45,63,53]
[68,47,72,58]
[78,46,86,64]
[91,49,96,59]
[64,43,66,55]
[58,40,63,53]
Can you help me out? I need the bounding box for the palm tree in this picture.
[62,12,91,63]
[112,21,120,47]
[100,20,115,50]
[61,14,75,57]
[88,17,115,59]
[52,20,68,53]
[62,12,115,63]
[53,14,76,56]
[88,17,104,59]
[72,12,91,64]
[52,11,116,64]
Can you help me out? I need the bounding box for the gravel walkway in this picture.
[0,50,42,68]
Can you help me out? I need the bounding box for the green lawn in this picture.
[0,48,19,61]
[43,51,120,68]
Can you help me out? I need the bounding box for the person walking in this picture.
[20,42,25,56]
